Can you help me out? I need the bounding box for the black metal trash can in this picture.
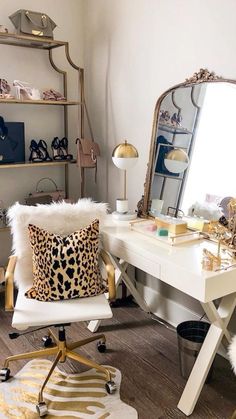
[177,320,213,381]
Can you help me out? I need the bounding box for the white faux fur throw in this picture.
[229,335,236,375]
[7,199,109,288]
[188,201,222,221]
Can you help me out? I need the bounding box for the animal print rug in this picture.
[0,359,138,418]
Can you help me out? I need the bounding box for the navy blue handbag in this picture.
[155,135,179,176]
[0,117,25,164]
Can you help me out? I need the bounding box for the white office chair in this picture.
[1,200,116,417]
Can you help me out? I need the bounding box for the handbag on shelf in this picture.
[0,117,25,164]
[25,177,66,206]
[76,138,100,182]
[9,9,57,38]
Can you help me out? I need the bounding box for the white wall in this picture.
[0,0,84,264]
[83,0,236,210]
[82,0,236,325]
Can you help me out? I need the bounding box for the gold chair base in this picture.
[3,329,111,404]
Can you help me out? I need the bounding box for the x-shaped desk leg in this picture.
[177,292,236,416]
[111,256,150,313]
[87,256,150,333]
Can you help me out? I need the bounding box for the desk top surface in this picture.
[101,217,236,302]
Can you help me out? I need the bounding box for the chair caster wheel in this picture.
[0,368,10,382]
[97,341,106,353]
[42,335,53,348]
[105,380,117,394]
[36,402,48,417]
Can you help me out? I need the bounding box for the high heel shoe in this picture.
[59,137,73,160]
[51,137,64,160]
[13,80,41,101]
[38,140,52,162]
[29,140,44,162]
[0,79,14,99]
[43,89,66,101]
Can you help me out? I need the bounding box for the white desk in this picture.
[100,218,236,416]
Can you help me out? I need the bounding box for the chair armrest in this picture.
[100,249,116,301]
[5,256,17,312]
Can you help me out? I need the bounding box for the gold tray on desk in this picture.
[130,219,201,246]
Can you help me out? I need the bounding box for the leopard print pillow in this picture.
[25,219,106,302]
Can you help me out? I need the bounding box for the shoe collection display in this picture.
[43,89,66,101]
[0,78,65,101]
[0,79,14,99]
[160,109,183,127]
[29,138,73,163]
[13,80,41,101]
[51,137,73,160]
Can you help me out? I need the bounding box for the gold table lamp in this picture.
[112,140,139,220]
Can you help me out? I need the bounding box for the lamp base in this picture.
[112,211,137,221]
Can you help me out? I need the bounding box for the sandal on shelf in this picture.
[59,137,73,160]
[38,139,52,162]
[51,137,64,160]
[0,78,14,99]
[29,140,44,162]
[43,89,65,101]
[13,80,41,101]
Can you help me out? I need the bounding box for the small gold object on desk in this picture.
[207,197,236,259]
[202,248,221,271]
[155,215,187,235]
[182,216,209,233]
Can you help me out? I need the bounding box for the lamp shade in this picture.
[164,148,189,173]
[112,140,139,170]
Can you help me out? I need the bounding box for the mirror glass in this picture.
[144,76,236,219]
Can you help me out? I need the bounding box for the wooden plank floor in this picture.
[0,296,235,418]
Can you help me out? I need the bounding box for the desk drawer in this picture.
[104,237,161,279]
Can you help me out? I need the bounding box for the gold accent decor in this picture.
[0,98,81,105]
[137,196,145,217]
[32,30,43,36]
[0,160,76,170]
[207,198,236,257]
[155,216,187,234]
[5,255,17,311]
[141,70,236,217]
[0,360,137,418]
[202,248,221,271]
[165,149,189,162]
[186,68,221,84]
[100,249,116,301]
[112,140,139,202]
[0,32,85,198]
[0,31,68,50]
[112,140,139,158]
[3,337,112,406]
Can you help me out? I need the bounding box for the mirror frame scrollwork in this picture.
[140,68,236,217]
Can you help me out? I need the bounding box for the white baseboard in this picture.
[136,282,204,328]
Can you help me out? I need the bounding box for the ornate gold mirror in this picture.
[141,69,236,218]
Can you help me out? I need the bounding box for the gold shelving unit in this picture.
[0,32,67,49]
[0,226,10,232]
[0,160,76,169]
[0,32,85,197]
[0,99,81,106]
